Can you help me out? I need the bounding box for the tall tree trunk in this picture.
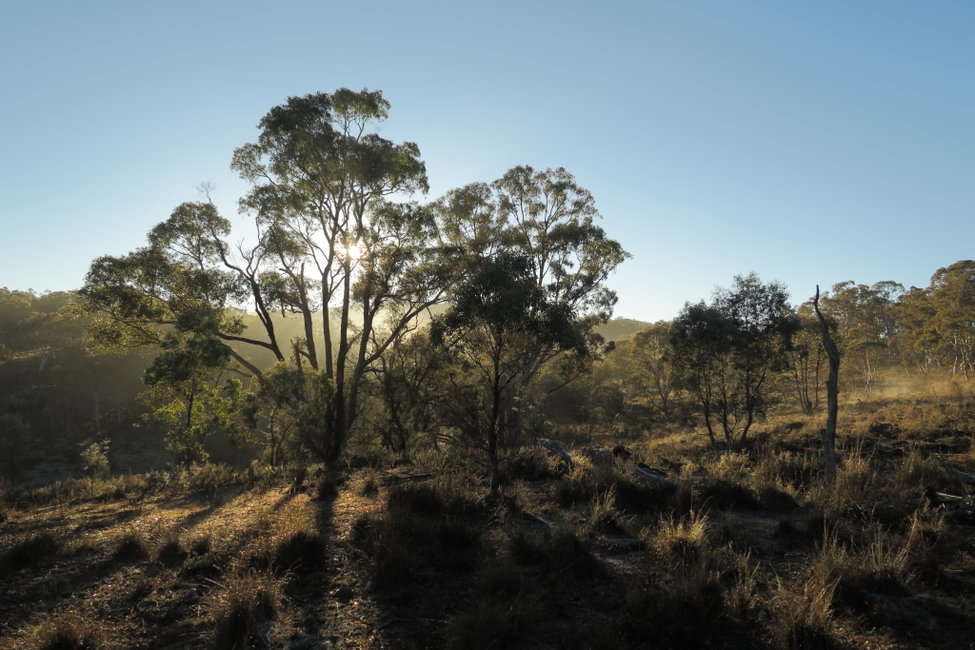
[327,257,353,465]
[814,286,841,485]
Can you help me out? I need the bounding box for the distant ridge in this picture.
[594,317,650,341]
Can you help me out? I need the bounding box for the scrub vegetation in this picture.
[2,88,975,648]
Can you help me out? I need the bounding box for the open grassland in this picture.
[2,394,975,649]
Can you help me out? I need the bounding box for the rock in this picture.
[533,438,574,472]
[579,446,614,465]
[633,463,667,481]
[612,445,632,461]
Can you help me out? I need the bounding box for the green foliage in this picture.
[819,280,902,396]
[0,289,149,471]
[432,253,589,491]
[672,273,799,448]
[630,321,678,417]
[80,440,111,479]
[254,362,332,465]
[142,377,253,465]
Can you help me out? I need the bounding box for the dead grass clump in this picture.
[628,513,763,647]
[774,513,827,548]
[241,499,322,573]
[30,612,107,650]
[387,479,483,518]
[2,531,63,573]
[582,487,624,535]
[770,577,839,650]
[753,449,820,493]
[155,535,189,566]
[503,447,564,482]
[354,492,482,591]
[708,451,752,482]
[273,529,324,570]
[554,463,679,517]
[896,447,953,489]
[867,421,901,438]
[650,510,712,564]
[354,468,381,497]
[174,463,241,498]
[805,447,876,519]
[806,525,917,624]
[610,476,680,516]
[623,568,725,646]
[352,512,416,590]
[112,531,150,563]
[210,569,287,650]
[901,509,949,584]
[757,485,801,512]
[698,480,761,511]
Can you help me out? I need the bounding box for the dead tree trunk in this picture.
[813,285,840,485]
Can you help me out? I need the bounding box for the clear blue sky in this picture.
[2,1,973,322]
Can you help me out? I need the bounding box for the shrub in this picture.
[80,440,111,480]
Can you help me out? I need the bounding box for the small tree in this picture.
[431,254,586,494]
[371,331,444,458]
[671,274,798,448]
[788,304,826,415]
[629,321,677,418]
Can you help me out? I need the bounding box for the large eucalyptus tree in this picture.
[82,89,451,463]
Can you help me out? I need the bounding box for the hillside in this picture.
[595,317,651,341]
[3,392,975,649]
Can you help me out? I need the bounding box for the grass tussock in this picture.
[554,463,681,517]
[29,612,107,650]
[209,569,287,650]
[240,498,323,573]
[112,531,150,562]
[770,577,839,650]
[2,531,62,573]
[447,560,541,649]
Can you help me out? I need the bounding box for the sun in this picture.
[341,242,363,263]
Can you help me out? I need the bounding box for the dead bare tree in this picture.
[813,285,841,485]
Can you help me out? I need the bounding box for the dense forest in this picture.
[2,89,975,649]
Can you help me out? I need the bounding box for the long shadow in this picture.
[285,488,336,645]
[0,502,232,638]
